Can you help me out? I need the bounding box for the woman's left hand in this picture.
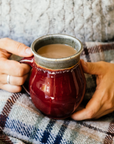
[71,60,114,120]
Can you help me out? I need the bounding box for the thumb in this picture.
[0,38,33,57]
[71,91,101,120]
[80,59,102,75]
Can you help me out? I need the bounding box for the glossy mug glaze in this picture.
[21,34,86,119]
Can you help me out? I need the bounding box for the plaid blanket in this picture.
[1,42,114,144]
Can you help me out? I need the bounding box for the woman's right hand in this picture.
[0,38,33,93]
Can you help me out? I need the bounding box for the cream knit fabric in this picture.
[0,0,114,45]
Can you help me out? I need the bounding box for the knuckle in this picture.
[0,59,5,70]
[17,43,23,49]
[16,43,23,53]
[98,61,106,68]
[107,103,114,109]
[15,63,29,76]
[0,38,12,47]
[1,37,10,42]
[19,77,26,85]
[99,61,105,64]
[17,43,27,52]
[17,67,25,76]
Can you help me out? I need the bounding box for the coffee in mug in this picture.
[37,44,77,58]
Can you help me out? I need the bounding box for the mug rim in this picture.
[31,34,83,62]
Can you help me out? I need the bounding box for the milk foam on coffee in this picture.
[37,44,76,58]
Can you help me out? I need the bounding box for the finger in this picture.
[80,59,104,75]
[0,83,22,93]
[0,48,11,58]
[92,98,114,119]
[95,108,114,119]
[0,59,31,76]
[71,91,101,120]
[0,74,28,85]
[0,38,33,57]
[10,74,29,85]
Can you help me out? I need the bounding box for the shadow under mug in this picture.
[21,34,86,119]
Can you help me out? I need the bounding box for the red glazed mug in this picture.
[21,34,86,119]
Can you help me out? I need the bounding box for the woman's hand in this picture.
[71,60,114,120]
[0,38,33,92]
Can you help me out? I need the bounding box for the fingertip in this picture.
[71,114,81,121]
[16,43,33,57]
[71,113,77,120]
[2,84,22,93]
[71,110,85,121]
[0,38,33,57]
[12,86,22,93]
[25,47,33,57]
[15,86,22,93]
[10,86,22,93]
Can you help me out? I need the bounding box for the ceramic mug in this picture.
[21,34,86,119]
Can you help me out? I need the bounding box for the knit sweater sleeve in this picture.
[0,0,114,45]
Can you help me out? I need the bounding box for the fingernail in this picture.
[25,48,32,55]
